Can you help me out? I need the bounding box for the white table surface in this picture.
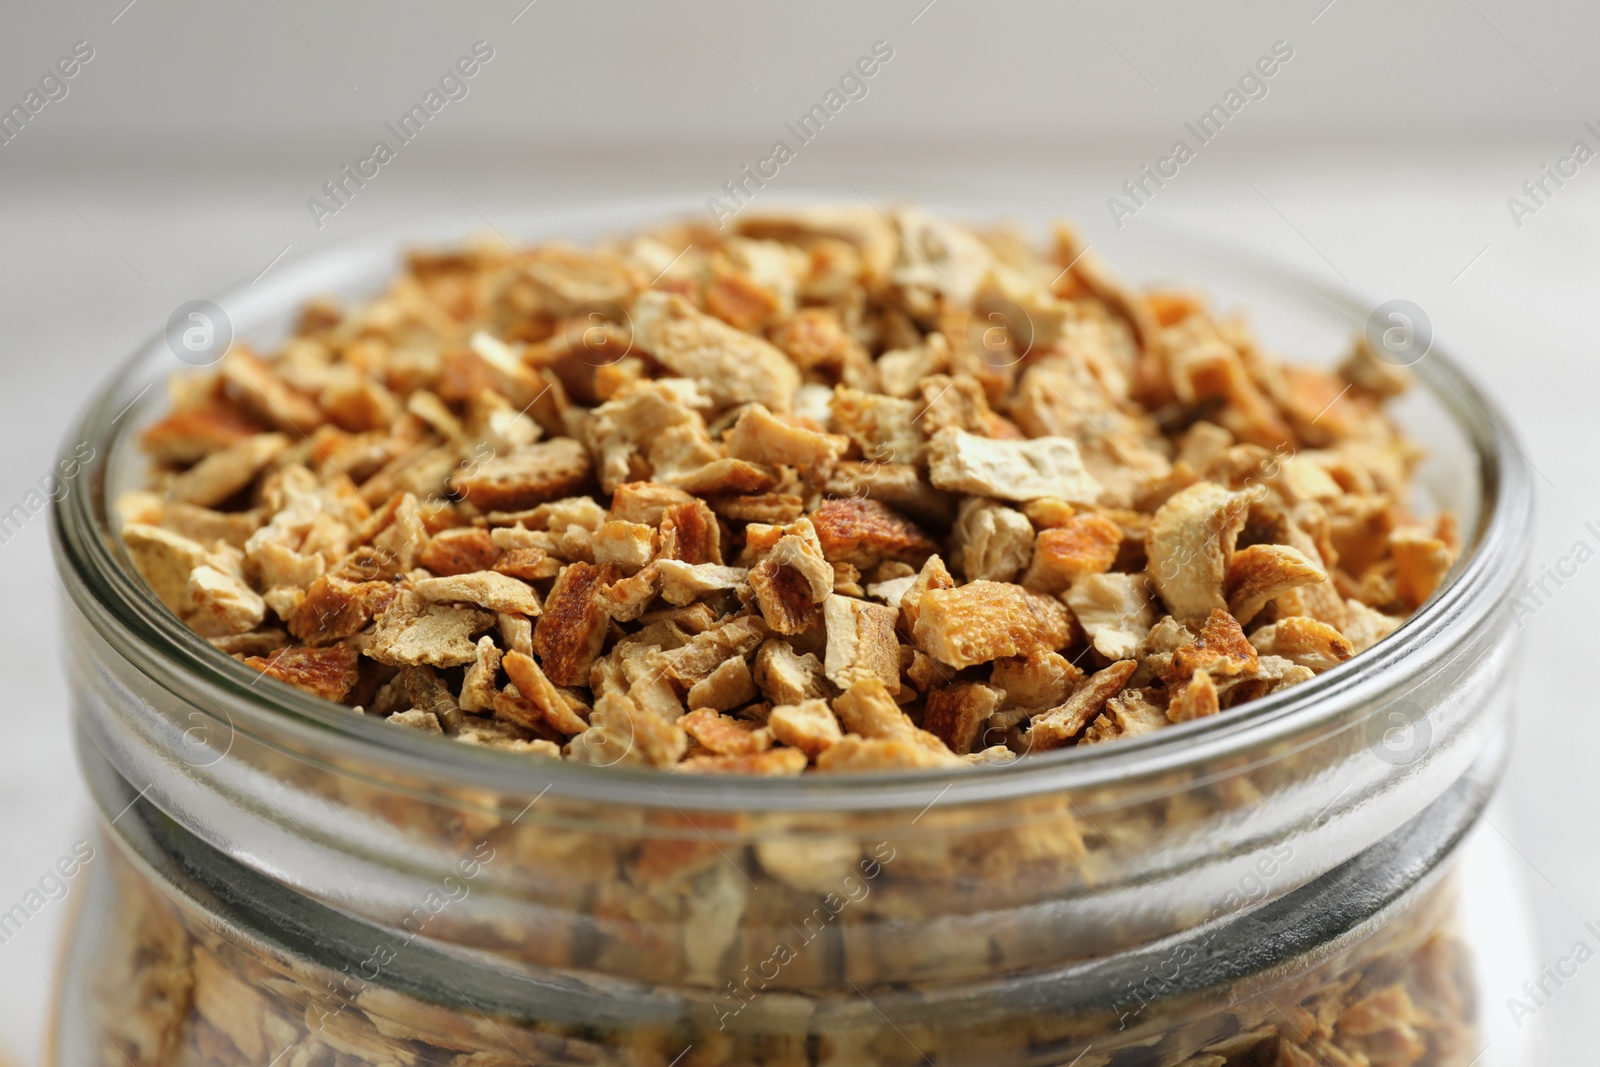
[0,143,1593,1064]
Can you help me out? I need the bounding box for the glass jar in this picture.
[49,203,1533,1067]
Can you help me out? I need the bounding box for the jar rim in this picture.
[51,198,1535,813]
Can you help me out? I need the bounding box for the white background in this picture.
[1,1,1597,1063]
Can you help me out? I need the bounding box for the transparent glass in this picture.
[49,199,1533,1067]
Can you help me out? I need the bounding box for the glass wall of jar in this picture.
[55,729,1497,1067]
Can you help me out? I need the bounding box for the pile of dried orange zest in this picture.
[117,206,1456,774]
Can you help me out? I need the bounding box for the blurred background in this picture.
[2,1,1595,1062]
